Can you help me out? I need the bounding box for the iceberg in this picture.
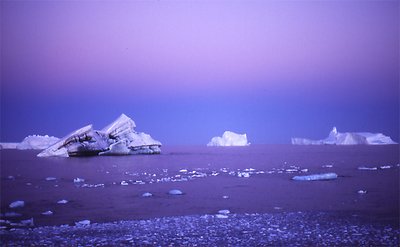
[292,127,397,145]
[0,135,59,150]
[207,131,250,146]
[38,114,161,157]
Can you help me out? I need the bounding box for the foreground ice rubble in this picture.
[207,131,250,146]
[292,127,397,145]
[292,173,338,181]
[37,114,161,157]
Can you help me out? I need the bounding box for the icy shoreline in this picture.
[1,212,398,246]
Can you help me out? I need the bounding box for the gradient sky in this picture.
[1,1,399,144]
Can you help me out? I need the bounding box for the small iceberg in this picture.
[207,131,250,146]
[75,220,91,226]
[41,211,53,216]
[168,189,183,195]
[57,199,68,204]
[9,200,25,208]
[142,192,153,197]
[218,209,230,215]
[292,173,338,181]
[357,190,367,194]
[73,178,85,183]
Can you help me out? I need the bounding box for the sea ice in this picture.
[16,135,60,150]
[292,127,397,145]
[215,214,229,219]
[41,211,53,216]
[218,209,230,215]
[357,190,367,194]
[20,218,34,227]
[358,166,378,171]
[57,199,68,204]
[75,220,91,226]
[45,177,57,181]
[168,189,183,195]
[292,173,338,181]
[73,178,85,183]
[142,192,153,197]
[9,201,25,208]
[121,181,129,186]
[38,114,161,157]
[207,131,250,146]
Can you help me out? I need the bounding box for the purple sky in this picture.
[1,1,399,144]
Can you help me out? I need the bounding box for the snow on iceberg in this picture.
[291,127,397,145]
[38,114,161,157]
[292,173,338,181]
[207,131,250,146]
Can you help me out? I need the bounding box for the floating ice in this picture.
[75,220,91,226]
[322,165,333,168]
[207,131,250,146]
[9,201,25,208]
[292,173,338,181]
[38,114,161,157]
[41,211,53,216]
[7,175,15,180]
[218,209,230,215]
[73,178,85,183]
[4,212,22,217]
[45,177,57,181]
[179,169,188,173]
[120,181,129,186]
[357,190,367,194]
[215,214,229,219]
[142,192,153,197]
[57,199,68,204]
[292,127,397,145]
[358,166,378,171]
[168,189,183,195]
[237,172,250,178]
[16,135,60,150]
[222,195,229,199]
[20,218,34,227]
[380,165,391,169]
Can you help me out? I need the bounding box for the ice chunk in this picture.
[168,189,183,195]
[292,173,338,181]
[292,127,397,145]
[74,178,85,183]
[41,211,53,216]
[20,218,34,227]
[57,199,68,204]
[75,220,91,226]
[237,172,250,178]
[142,192,153,197]
[357,190,367,194]
[120,181,129,186]
[380,165,391,169]
[16,135,60,150]
[0,142,18,149]
[215,214,229,219]
[358,166,378,171]
[207,131,250,146]
[9,201,25,208]
[45,177,57,181]
[218,209,230,215]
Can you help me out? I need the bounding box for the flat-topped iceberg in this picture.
[207,131,250,146]
[292,127,397,145]
[38,114,161,157]
[0,135,59,150]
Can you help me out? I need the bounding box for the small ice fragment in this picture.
[142,192,153,197]
[211,172,219,176]
[41,211,53,216]
[26,183,32,186]
[45,177,57,181]
[222,195,229,199]
[301,169,308,172]
[179,169,188,173]
[168,189,183,195]
[20,218,34,227]
[218,209,230,215]
[215,214,228,219]
[380,165,391,169]
[57,199,68,204]
[273,206,282,210]
[357,190,367,194]
[9,200,25,208]
[7,175,15,180]
[120,181,129,186]
[322,165,333,168]
[73,178,85,183]
[75,220,91,226]
[285,169,297,173]
[292,173,338,181]
[358,166,377,171]
[237,172,250,178]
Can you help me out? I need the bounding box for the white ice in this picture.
[9,201,25,208]
[207,131,250,146]
[292,127,397,145]
[292,173,338,181]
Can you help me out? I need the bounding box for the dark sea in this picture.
[1,145,399,245]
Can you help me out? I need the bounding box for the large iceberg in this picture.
[292,127,397,145]
[0,135,59,150]
[207,131,250,146]
[38,114,161,157]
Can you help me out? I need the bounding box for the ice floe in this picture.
[168,189,183,195]
[358,166,378,171]
[41,211,53,216]
[57,200,69,204]
[357,190,367,194]
[142,192,153,197]
[45,177,57,181]
[292,173,338,181]
[9,201,25,208]
[75,220,91,226]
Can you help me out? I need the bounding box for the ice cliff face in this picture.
[207,131,250,146]
[291,127,397,145]
[38,114,161,157]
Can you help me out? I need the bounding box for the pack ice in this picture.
[207,131,250,146]
[291,127,397,145]
[38,114,161,157]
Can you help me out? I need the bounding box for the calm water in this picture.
[1,145,399,227]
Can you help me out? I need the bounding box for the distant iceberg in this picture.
[38,114,161,157]
[0,135,59,150]
[291,127,397,145]
[207,131,250,146]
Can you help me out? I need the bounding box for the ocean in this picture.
[1,145,399,245]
